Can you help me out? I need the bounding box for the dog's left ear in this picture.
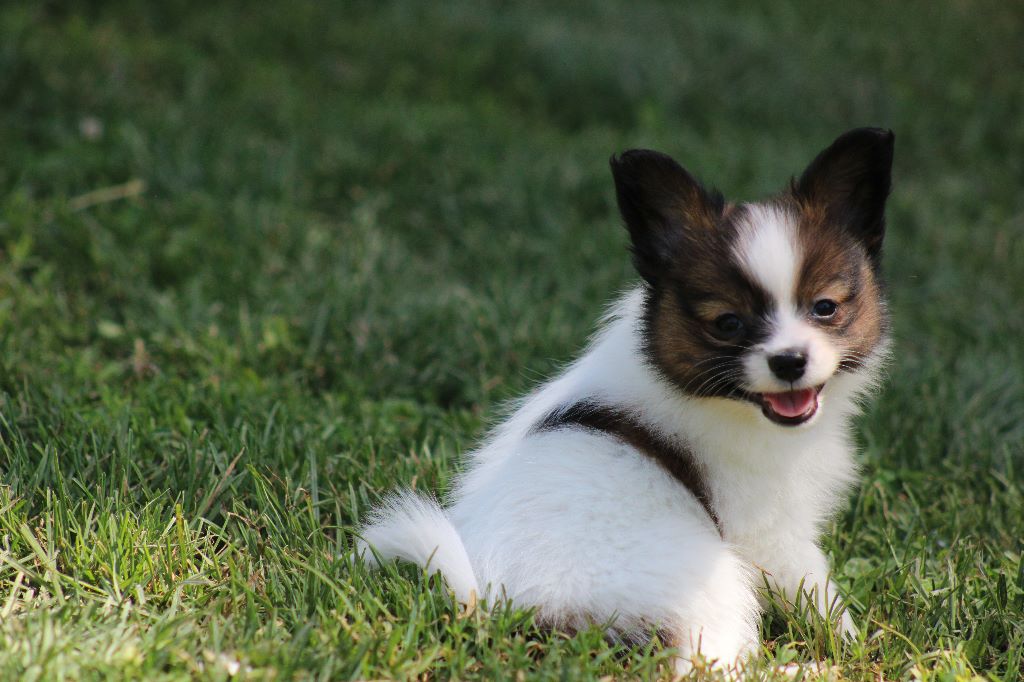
[610,150,724,286]
[793,128,894,260]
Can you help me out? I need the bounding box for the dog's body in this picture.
[360,129,894,671]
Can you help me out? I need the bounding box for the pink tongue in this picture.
[764,388,817,418]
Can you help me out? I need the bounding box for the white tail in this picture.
[357,490,479,604]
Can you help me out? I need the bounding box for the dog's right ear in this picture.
[610,150,723,285]
[792,128,894,262]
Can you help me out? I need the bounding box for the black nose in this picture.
[768,350,807,382]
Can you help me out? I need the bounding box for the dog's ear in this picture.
[610,150,724,285]
[793,128,894,261]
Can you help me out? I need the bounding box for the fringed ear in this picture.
[793,128,895,262]
[610,150,724,286]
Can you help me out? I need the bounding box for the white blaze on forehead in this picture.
[733,204,802,309]
[732,204,843,392]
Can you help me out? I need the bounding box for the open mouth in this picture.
[756,385,824,426]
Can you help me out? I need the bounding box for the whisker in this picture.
[693,368,745,398]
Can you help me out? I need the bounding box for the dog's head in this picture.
[611,128,894,426]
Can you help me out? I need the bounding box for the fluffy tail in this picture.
[357,490,479,604]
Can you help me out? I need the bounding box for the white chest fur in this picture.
[464,287,865,605]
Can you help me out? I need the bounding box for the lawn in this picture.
[0,1,1022,679]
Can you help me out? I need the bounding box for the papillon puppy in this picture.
[358,128,894,674]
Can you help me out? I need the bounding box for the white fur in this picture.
[359,214,886,672]
[357,491,478,604]
[734,204,801,309]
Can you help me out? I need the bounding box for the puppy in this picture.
[358,128,894,673]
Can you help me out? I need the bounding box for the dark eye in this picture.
[713,313,745,339]
[812,299,838,318]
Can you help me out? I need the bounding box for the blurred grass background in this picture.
[0,1,1021,679]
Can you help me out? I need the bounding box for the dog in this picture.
[358,128,894,674]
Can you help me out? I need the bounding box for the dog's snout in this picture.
[768,349,807,382]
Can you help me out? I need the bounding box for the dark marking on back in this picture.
[534,401,720,534]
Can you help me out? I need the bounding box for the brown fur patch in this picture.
[642,205,774,400]
[791,197,888,369]
[647,288,752,399]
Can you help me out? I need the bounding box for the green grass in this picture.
[0,0,1022,679]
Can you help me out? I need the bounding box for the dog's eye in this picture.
[713,313,745,339]
[812,299,838,318]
